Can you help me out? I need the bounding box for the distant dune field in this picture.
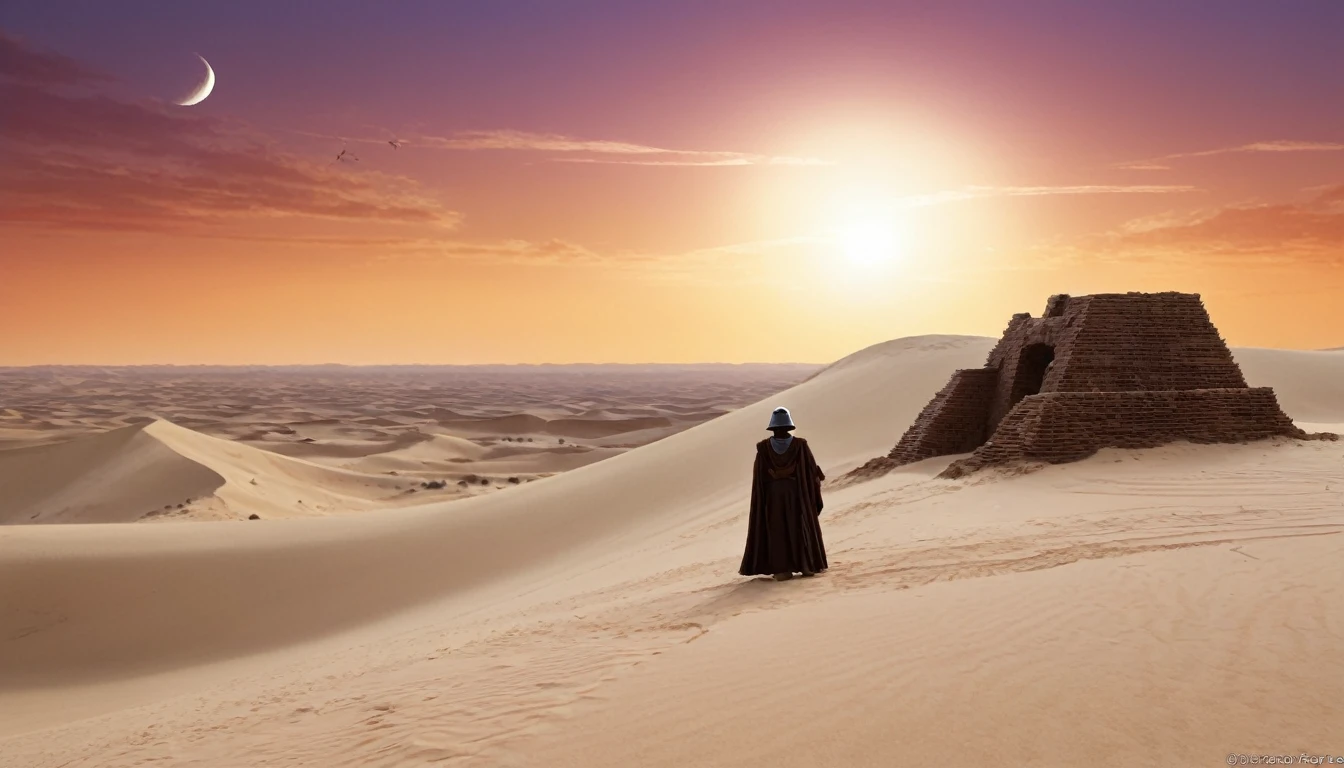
[0,364,819,523]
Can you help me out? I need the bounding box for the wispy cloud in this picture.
[219,230,614,266]
[1115,140,1344,170]
[1187,140,1344,156]
[365,234,817,270]
[391,237,606,265]
[416,130,727,156]
[553,155,832,167]
[1034,184,1344,267]
[302,128,831,167]
[893,184,1198,207]
[1114,162,1174,171]
[0,29,112,87]
[0,35,455,235]
[1116,186,1344,259]
[681,236,830,255]
[236,229,829,279]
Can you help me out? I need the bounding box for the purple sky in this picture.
[2,1,1342,363]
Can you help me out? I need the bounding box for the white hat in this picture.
[767,407,795,431]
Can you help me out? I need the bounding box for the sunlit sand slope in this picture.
[0,335,993,685]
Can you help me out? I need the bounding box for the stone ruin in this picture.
[852,291,1334,480]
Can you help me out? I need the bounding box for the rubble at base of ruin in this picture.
[853,291,1338,483]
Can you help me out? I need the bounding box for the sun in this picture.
[838,209,901,268]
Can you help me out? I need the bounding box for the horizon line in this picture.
[0,361,833,369]
[2,336,1340,369]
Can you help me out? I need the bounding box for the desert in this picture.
[0,364,816,523]
[2,333,1342,766]
[6,4,1344,765]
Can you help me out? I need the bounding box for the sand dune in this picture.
[0,335,999,684]
[1,336,1341,765]
[438,413,678,439]
[542,415,674,438]
[0,423,225,524]
[0,420,410,525]
[254,431,433,460]
[332,432,602,478]
[437,413,551,435]
[338,432,493,467]
[0,366,814,509]
[458,446,626,476]
[1233,346,1344,423]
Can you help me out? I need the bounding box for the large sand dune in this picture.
[1,336,1341,766]
[0,422,226,524]
[0,420,412,524]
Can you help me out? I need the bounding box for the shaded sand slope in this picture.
[0,424,224,524]
[142,420,408,518]
[0,420,406,525]
[0,335,994,687]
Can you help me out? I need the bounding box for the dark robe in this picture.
[739,436,828,576]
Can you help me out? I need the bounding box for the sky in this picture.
[2,0,1342,364]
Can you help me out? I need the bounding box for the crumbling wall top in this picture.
[1043,294,1070,318]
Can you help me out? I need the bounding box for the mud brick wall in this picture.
[981,296,1088,431]
[887,368,998,464]
[981,292,1244,433]
[852,291,1310,483]
[1050,292,1248,393]
[940,388,1305,478]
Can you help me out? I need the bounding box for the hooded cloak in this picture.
[739,436,828,576]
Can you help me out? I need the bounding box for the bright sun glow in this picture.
[838,209,901,268]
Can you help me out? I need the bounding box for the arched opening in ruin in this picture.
[1010,343,1055,406]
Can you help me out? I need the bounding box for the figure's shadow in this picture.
[680,574,813,626]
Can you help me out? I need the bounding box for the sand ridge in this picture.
[0,337,1341,765]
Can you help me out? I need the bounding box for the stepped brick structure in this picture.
[855,292,1331,480]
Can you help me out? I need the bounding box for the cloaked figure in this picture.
[739,407,828,581]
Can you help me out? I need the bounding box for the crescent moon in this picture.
[176,54,215,106]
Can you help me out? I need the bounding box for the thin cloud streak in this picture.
[552,157,756,167]
[301,128,831,167]
[418,129,834,166]
[1030,184,1344,268]
[893,184,1199,208]
[416,129,733,156]
[388,234,823,269]
[552,156,831,167]
[1116,140,1344,170]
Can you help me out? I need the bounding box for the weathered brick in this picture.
[853,291,1334,480]
[887,368,997,464]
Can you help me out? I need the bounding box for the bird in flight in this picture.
[388,140,402,150]
[334,148,359,163]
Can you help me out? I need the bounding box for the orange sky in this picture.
[2,3,1342,364]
